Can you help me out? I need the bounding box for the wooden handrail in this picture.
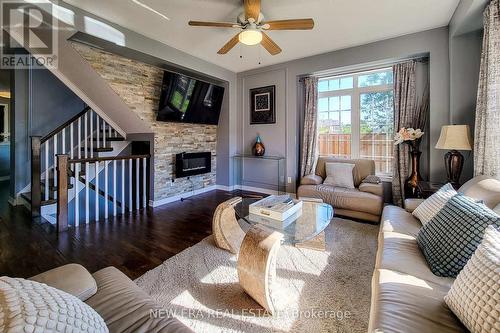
[41,106,91,144]
[69,154,150,164]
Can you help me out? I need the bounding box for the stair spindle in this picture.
[113,160,117,217]
[103,120,106,148]
[104,162,109,219]
[53,134,58,193]
[78,118,82,159]
[128,159,132,213]
[90,110,94,158]
[143,157,147,208]
[85,162,90,224]
[121,160,125,215]
[95,161,99,221]
[75,163,80,226]
[44,143,49,201]
[84,113,88,159]
[136,158,140,210]
[70,123,74,160]
[62,128,66,154]
[96,114,100,149]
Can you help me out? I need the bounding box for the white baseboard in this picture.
[225,184,294,196]
[149,185,218,207]
[149,184,296,208]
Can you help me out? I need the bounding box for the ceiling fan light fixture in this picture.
[239,29,262,45]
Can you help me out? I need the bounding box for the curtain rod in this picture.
[299,55,429,81]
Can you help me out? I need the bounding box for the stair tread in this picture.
[20,192,56,206]
[92,137,124,141]
[81,147,114,152]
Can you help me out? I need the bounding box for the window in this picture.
[318,68,394,176]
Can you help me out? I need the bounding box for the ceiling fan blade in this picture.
[261,19,314,30]
[217,33,241,54]
[260,32,282,55]
[244,0,261,21]
[189,21,240,28]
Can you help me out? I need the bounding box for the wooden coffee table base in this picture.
[237,226,283,315]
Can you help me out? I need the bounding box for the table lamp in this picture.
[435,125,472,189]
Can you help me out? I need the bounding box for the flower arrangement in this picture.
[394,127,424,151]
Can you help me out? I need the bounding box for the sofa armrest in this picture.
[359,182,383,197]
[404,198,425,213]
[300,174,323,185]
[30,263,97,301]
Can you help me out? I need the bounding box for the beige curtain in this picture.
[300,76,319,177]
[474,0,500,178]
[392,61,417,207]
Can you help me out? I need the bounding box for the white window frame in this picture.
[318,67,394,178]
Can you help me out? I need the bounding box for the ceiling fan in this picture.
[188,0,314,55]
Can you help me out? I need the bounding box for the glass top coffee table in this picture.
[234,197,334,245]
[212,196,334,315]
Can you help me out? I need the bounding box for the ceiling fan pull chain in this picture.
[258,44,262,65]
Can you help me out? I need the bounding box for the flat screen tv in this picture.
[156,71,224,125]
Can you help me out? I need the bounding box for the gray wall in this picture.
[449,30,482,182]
[237,27,451,193]
[448,0,487,182]
[10,68,83,196]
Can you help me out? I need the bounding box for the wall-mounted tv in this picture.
[156,71,225,125]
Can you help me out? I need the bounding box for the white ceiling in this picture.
[62,0,460,73]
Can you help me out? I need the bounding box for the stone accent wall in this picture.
[71,42,217,201]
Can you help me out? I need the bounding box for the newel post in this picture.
[31,136,42,217]
[56,154,69,233]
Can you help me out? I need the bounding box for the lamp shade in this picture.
[435,125,472,150]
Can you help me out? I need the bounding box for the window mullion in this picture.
[351,77,360,159]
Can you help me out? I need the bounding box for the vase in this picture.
[404,150,423,199]
[253,135,265,156]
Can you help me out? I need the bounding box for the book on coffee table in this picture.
[249,195,303,221]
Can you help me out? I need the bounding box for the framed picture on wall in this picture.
[250,85,275,124]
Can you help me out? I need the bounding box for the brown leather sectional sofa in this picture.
[369,175,500,332]
[297,157,384,222]
[30,264,193,333]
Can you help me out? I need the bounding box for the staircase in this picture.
[24,106,150,231]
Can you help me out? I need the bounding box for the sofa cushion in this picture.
[359,182,383,197]
[412,183,457,225]
[417,194,500,277]
[30,264,97,301]
[380,205,421,238]
[444,226,500,333]
[300,174,323,185]
[377,232,455,288]
[86,267,192,333]
[315,157,374,187]
[0,277,108,332]
[459,175,500,210]
[323,162,355,188]
[369,269,467,333]
[298,184,383,216]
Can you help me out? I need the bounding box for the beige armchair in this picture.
[297,157,384,223]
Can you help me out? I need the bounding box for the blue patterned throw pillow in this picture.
[417,193,500,277]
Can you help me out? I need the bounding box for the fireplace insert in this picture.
[175,152,211,178]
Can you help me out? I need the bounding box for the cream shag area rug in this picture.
[135,218,379,333]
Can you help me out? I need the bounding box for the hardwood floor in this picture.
[0,185,249,280]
